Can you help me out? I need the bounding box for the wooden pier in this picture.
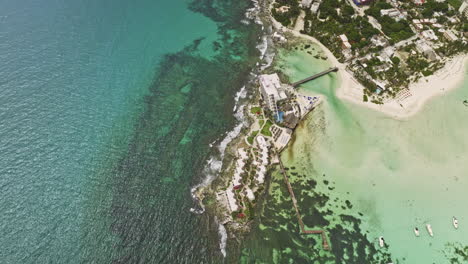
[277,154,330,250]
[291,67,338,88]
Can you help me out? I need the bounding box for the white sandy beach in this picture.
[336,54,467,119]
[270,14,468,119]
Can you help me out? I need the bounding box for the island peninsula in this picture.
[196,0,468,256]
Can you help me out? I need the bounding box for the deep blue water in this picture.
[0,0,259,262]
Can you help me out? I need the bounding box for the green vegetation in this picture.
[364,1,393,18]
[391,56,400,65]
[436,40,468,57]
[250,106,262,115]
[381,62,410,89]
[260,120,273,137]
[421,0,449,18]
[379,16,414,42]
[245,202,255,220]
[407,56,430,72]
[304,8,379,61]
[258,119,265,127]
[364,1,414,42]
[447,0,462,9]
[271,0,300,26]
[318,0,341,19]
[247,130,259,145]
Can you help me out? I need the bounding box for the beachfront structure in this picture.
[416,40,437,61]
[271,125,292,150]
[421,29,439,41]
[380,8,407,21]
[339,34,352,50]
[443,30,459,42]
[255,136,269,184]
[459,0,468,18]
[232,148,248,187]
[380,46,396,61]
[225,188,239,212]
[311,2,321,13]
[373,80,388,90]
[259,74,287,119]
[413,19,437,30]
[222,148,250,213]
[245,188,255,201]
[370,35,389,47]
[301,0,313,8]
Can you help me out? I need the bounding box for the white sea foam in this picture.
[218,120,244,155]
[189,157,224,214]
[217,220,228,257]
[190,0,275,214]
[256,35,268,60]
[190,0,278,258]
[240,19,250,25]
[233,86,247,112]
[189,115,244,214]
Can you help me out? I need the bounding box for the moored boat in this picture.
[379,236,385,247]
[426,224,434,237]
[453,217,459,229]
[414,227,420,237]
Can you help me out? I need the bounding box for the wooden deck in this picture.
[291,67,338,88]
[277,154,330,250]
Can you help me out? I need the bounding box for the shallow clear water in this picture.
[241,45,468,263]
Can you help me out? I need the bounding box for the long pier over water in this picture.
[277,154,330,250]
[291,67,338,88]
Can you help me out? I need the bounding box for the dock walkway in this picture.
[291,67,338,88]
[277,154,330,250]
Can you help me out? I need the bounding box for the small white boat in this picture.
[453,217,459,229]
[426,224,434,237]
[379,236,385,247]
[414,227,420,237]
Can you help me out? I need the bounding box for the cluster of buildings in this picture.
[219,72,321,216]
[223,148,249,213]
[259,73,316,127]
[221,136,270,214]
[254,136,270,185]
[380,8,408,21]
[333,0,467,97]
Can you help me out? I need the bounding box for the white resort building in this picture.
[254,136,270,184]
[259,74,287,119]
[443,30,459,42]
[232,148,248,187]
[460,0,468,18]
[225,188,239,212]
[221,148,249,213]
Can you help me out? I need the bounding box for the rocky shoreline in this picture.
[192,0,328,257]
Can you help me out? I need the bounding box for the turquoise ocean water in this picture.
[0,0,260,262]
